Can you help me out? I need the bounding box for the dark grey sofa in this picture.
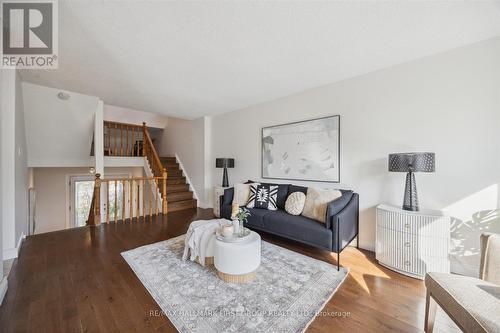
[220,183,359,270]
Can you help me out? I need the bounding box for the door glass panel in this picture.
[108,181,124,220]
[75,180,95,227]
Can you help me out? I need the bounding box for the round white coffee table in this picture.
[214,230,261,283]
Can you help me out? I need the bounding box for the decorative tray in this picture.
[216,227,251,243]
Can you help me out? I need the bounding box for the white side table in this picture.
[213,186,228,218]
[376,204,450,279]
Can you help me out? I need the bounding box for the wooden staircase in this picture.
[161,156,197,212]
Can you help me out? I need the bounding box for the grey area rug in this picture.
[122,235,348,333]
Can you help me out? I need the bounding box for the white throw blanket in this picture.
[182,219,223,266]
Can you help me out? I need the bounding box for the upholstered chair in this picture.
[424,233,500,333]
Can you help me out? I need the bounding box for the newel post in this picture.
[94,173,101,225]
[162,168,168,214]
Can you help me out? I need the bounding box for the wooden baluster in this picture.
[133,126,135,156]
[107,124,111,156]
[119,124,122,156]
[134,180,141,222]
[114,180,118,223]
[126,125,129,156]
[129,179,133,221]
[108,123,111,156]
[148,179,153,219]
[162,168,167,214]
[142,179,146,221]
[94,174,101,225]
[114,124,118,156]
[154,179,159,217]
[122,179,125,221]
[111,124,113,156]
[136,127,139,156]
[142,122,147,158]
[106,181,110,223]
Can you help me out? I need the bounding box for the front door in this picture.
[70,176,95,228]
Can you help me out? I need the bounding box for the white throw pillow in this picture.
[302,187,342,223]
[232,183,259,206]
[285,192,306,215]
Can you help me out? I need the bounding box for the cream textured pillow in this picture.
[302,188,342,223]
[285,192,306,215]
[232,183,259,206]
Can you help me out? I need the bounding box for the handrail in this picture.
[104,120,143,128]
[87,173,167,226]
[143,122,166,178]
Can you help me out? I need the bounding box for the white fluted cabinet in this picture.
[376,204,450,280]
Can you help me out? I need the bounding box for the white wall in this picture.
[208,38,500,275]
[1,70,29,260]
[33,167,143,234]
[104,104,168,129]
[158,116,208,207]
[15,73,28,245]
[23,83,99,167]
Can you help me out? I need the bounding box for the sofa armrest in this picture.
[480,232,500,285]
[330,193,359,253]
[325,190,353,229]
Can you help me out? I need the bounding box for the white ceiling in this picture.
[20,1,500,119]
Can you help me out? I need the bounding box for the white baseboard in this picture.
[175,154,200,203]
[0,277,7,305]
[3,232,25,260]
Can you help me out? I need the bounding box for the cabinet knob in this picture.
[404,242,410,247]
[404,223,410,228]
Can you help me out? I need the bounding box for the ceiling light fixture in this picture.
[57,92,70,100]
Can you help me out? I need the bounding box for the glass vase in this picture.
[238,219,244,237]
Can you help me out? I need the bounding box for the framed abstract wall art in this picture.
[262,115,340,182]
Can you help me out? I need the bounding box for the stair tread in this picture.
[167,185,189,193]
[168,198,197,212]
[167,191,192,197]
[167,191,194,202]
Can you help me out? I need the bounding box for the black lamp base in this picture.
[221,167,229,187]
[402,171,419,211]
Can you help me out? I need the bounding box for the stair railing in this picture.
[142,122,166,178]
[103,121,144,156]
[87,173,167,226]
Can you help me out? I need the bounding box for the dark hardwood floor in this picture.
[0,208,459,332]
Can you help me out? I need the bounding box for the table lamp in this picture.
[388,152,435,211]
[216,158,234,187]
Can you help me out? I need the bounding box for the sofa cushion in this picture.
[425,272,500,333]
[262,210,332,250]
[232,183,257,206]
[244,208,273,228]
[246,184,278,210]
[222,188,234,206]
[288,185,308,196]
[250,181,289,210]
[220,204,232,220]
[285,192,306,215]
[302,187,342,223]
